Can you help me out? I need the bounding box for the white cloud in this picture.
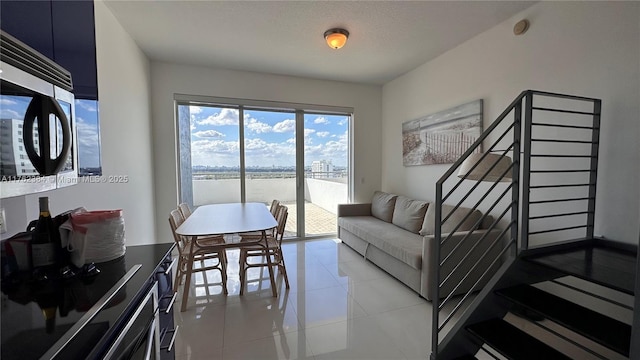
[190,106,203,114]
[304,130,348,165]
[337,117,349,126]
[314,116,329,124]
[245,118,272,134]
[323,138,348,154]
[316,131,330,138]
[303,128,316,145]
[76,116,101,168]
[273,119,295,133]
[1,98,17,105]
[193,129,225,138]
[286,138,296,144]
[196,108,239,126]
[0,109,21,119]
[244,139,296,165]
[244,138,269,150]
[191,139,239,155]
[75,100,97,112]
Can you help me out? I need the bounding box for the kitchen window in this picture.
[75,99,102,176]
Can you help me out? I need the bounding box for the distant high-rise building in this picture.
[0,118,38,177]
[311,160,333,178]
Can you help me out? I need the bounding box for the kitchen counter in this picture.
[1,243,175,360]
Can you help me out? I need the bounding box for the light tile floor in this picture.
[172,238,439,360]
[173,238,628,360]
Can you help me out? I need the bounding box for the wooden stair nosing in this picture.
[496,284,631,356]
[466,318,572,360]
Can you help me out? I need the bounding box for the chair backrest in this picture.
[269,199,280,217]
[169,209,188,255]
[274,205,288,243]
[178,203,192,219]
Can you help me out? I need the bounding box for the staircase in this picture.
[430,90,638,359]
[463,243,635,359]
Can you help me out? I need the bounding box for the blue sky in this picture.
[74,99,101,169]
[188,106,349,168]
[0,95,101,169]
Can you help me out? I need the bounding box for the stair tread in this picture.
[524,242,636,295]
[496,284,631,356]
[467,318,572,360]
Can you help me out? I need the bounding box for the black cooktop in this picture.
[1,243,174,360]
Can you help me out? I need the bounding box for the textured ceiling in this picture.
[104,1,536,85]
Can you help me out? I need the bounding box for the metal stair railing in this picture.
[431,90,602,359]
[520,91,601,249]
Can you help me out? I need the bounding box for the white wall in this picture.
[192,178,346,215]
[382,2,639,244]
[305,178,347,214]
[150,63,382,242]
[1,1,157,246]
[192,179,297,206]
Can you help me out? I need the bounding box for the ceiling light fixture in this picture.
[324,28,349,49]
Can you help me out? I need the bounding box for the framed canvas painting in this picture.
[402,100,483,166]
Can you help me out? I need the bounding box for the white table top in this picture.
[175,202,277,236]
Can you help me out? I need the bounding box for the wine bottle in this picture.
[34,279,59,333]
[31,197,57,270]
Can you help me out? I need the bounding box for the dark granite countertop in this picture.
[1,242,174,360]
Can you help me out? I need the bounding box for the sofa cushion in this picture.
[371,191,398,223]
[338,216,423,270]
[420,204,482,235]
[391,196,429,234]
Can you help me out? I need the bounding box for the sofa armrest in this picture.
[421,228,505,300]
[337,203,372,217]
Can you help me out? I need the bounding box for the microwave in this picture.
[0,30,78,198]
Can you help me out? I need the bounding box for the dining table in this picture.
[175,202,279,311]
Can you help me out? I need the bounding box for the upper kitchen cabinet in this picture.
[1,0,98,100]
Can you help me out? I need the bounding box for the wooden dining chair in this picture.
[168,209,228,301]
[238,204,290,295]
[177,202,227,264]
[242,200,280,238]
[178,202,192,219]
[269,199,280,217]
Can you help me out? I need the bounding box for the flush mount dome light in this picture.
[324,28,349,49]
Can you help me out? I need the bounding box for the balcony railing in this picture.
[191,172,348,236]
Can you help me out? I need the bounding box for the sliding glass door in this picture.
[182,104,242,204]
[176,97,351,239]
[303,113,350,237]
[243,109,298,237]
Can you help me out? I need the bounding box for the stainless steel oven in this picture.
[103,281,161,360]
[0,30,78,198]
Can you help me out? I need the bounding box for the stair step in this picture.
[466,318,572,360]
[524,242,636,295]
[496,284,631,356]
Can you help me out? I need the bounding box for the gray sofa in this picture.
[337,191,504,300]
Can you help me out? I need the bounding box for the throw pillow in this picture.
[371,191,398,223]
[420,203,483,235]
[392,196,429,233]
